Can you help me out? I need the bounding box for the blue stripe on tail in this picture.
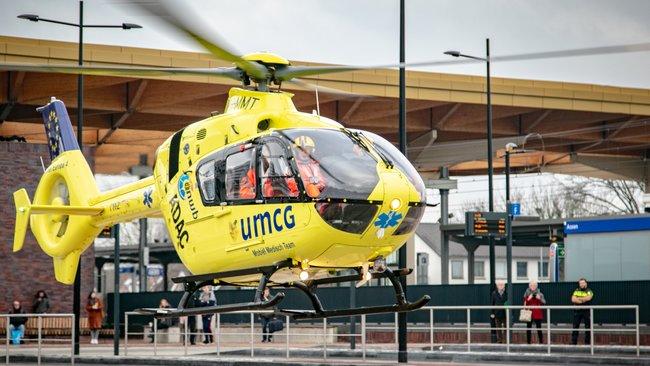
[36,98,79,160]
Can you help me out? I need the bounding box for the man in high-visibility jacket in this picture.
[571,278,594,345]
[293,136,326,198]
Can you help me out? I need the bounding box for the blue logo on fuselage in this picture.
[178,173,190,200]
[240,205,296,241]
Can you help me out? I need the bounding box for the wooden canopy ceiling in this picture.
[2,36,650,177]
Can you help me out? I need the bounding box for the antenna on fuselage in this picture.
[314,85,320,116]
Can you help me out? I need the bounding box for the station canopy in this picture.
[2,36,650,183]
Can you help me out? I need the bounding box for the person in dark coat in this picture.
[199,286,216,344]
[32,290,50,314]
[9,301,27,344]
[523,280,546,344]
[490,280,507,344]
[260,287,273,342]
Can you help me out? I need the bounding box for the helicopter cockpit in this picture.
[195,128,425,235]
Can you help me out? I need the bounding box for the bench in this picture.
[0,317,114,337]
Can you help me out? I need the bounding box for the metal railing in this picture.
[124,304,642,359]
[1,313,75,365]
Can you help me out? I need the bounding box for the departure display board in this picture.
[465,211,508,237]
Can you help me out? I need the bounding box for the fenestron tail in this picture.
[12,97,160,285]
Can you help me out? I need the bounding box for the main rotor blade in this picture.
[0,63,243,80]
[275,42,650,81]
[132,1,269,80]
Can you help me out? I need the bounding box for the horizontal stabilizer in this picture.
[30,205,103,216]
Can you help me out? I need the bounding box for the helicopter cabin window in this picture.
[225,148,257,200]
[259,141,299,198]
[197,161,217,202]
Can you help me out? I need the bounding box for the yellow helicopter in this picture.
[6,1,433,319]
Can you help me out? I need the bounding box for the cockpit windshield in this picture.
[280,129,380,200]
[356,130,426,202]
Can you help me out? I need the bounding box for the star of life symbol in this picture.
[374,211,403,239]
[143,189,153,208]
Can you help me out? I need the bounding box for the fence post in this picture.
[505,308,510,353]
[589,308,594,356]
[429,308,434,351]
[362,314,366,361]
[153,317,158,356]
[285,315,290,359]
[394,312,398,350]
[124,313,128,356]
[217,314,221,356]
[250,313,254,358]
[183,317,188,356]
[546,308,551,355]
[37,316,42,365]
[70,314,75,366]
[71,314,75,366]
[323,317,327,359]
[6,315,10,366]
[466,308,471,352]
[634,305,641,357]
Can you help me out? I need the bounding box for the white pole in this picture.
[124,313,128,356]
[589,308,594,355]
[546,308,551,354]
[636,306,640,357]
[285,315,290,359]
[466,308,471,352]
[250,313,254,358]
[362,314,366,361]
[6,316,10,366]
[323,318,327,359]
[183,317,188,356]
[429,308,434,351]
[37,316,42,365]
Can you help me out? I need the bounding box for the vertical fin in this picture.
[12,188,32,252]
[36,97,79,160]
[53,251,81,285]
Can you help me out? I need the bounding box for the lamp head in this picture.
[443,50,461,57]
[122,23,143,30]
[18,14,39,22]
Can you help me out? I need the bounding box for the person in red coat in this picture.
[86,289,104,344]
[523,280,546,344]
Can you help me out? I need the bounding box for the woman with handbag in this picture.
[522,280,546,344]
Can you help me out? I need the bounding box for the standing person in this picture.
[9,300,27,344]
[85,289,104,344]
[571,278,594,345]
[260,287,273,342]
[199,286,216,344]
[32,290,50,314]
[523,280,546,344]
[490,280,507,344]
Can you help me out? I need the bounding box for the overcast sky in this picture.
[2,0,650,88]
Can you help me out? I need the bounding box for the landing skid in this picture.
[135,259,430,320]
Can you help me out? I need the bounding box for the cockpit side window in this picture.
[225,148,257,201]
[197,161,217,202]
[259,139,299,199]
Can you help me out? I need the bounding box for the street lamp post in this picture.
[445,38,495,342]
[444,39,495,286]
[18,2,141,355]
